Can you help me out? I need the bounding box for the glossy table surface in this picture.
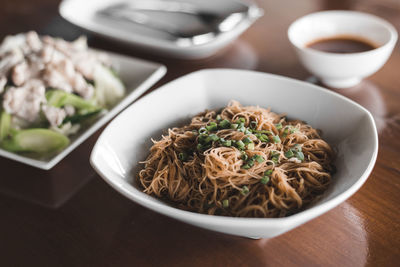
[0,0,399,266]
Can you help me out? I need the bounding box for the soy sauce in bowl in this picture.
[306,35,378,53]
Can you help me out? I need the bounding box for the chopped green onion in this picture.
[237,122,246,132]
[208,134,219,142]
[253,154,264,163]
[293,144,302,152]
[259,134,269,142]
[284,150,294,158]
[241,186,249,195]
[260,176,270,184]
[242,164,251,169]
[216,115,222,121]
[196,143,203,150]
[238,127,246,133]
[296,151,305,161]
[206,122,218,131]
[290,128,298,134]
[242,137,252,144]
[178,152,188,161]
[264,169,273,176]
[221,140,232,147]
[241,152,248,161]
[236,117,246,124]
[282,127,290,138]
[247,143,255,150]
[230,123,238,130]
[218,119,231,129]
[222,199,229,208]
[236,140,245,150]
[275,123,283,130]
[272,135,281,143]
[199,127,208,134]
[247,159,255,167]
[253,130,272,135]
[270,152,280,163]
[198,134,208,144]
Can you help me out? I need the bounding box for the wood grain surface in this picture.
[0,0,399,266]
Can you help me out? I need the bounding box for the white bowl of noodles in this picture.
[90,69,378,238]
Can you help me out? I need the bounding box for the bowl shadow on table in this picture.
[95,197,368,267]
[0,131,101,208]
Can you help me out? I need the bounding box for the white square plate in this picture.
[90,69,378,238]
[0,51,166,170]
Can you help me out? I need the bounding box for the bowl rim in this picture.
[90,68,378,227]
[287,10,398,57]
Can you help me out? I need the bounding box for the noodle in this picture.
[138,101,335,218]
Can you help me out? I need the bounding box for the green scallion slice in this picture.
[260,176,270,184]
[247,143,255,150]
[242,137,252,144]
[272,135,281,143]
[222,140,232,147]
[198,134,208,144]
[284,150,294,158]
[253,154,264,163]
[264,169,273,176]
[259,134,269,142]
[296,151,305,161]
[218,119,231,129]
[242,164,251,169]
[275,123,282,130]
[247,159,255,167]
[222,199,229,208]
[236,140,245,149]
[178,152,188,161]
[208,134,219,142]
[236,117,245,124]
[293,144,302,152]
[206,122,218,131]
[199,127,208,134]
[241,186,249,195]
[230,123,238,130]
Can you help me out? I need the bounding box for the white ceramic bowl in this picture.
[288,10,397,88]
[59,0,263,59]
[90,69,378,238]
[0,51,166,169]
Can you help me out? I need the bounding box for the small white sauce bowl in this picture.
[288,10,398,88]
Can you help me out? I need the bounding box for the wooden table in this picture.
[1,0,399,266]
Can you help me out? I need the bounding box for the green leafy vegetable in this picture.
[46,90,99,111]
[0,111,11,142]
[1,129,69,154]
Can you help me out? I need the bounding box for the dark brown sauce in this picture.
[306,35,378,53]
